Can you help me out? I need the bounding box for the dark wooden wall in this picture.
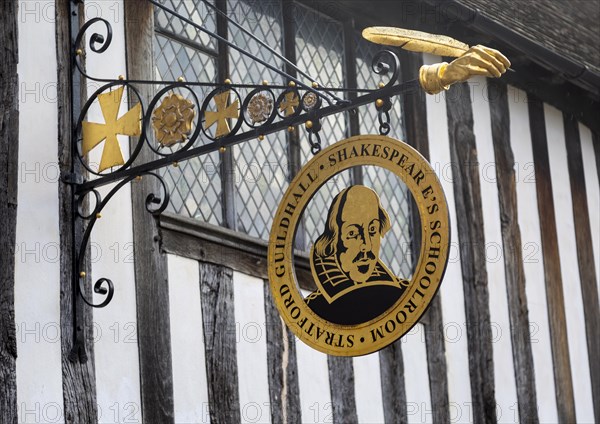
[124,1,175,422]
[528,96,577,423]
[488,80,538,423]
[57,1,99,421]
[446,82,497,423]
[0,1,19,423]
[564,114,600,423]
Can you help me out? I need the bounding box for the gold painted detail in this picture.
[419,45,510,94]
[310,185,410,304]
[363,27,510,95]
[363,27,469,57]
[247,93,273,124]
[303,92,318,110]
[82,86,141,172]
[268,135,450,356]
[152,93,195,147]
[279,91,299,117]
[204,90,239,138]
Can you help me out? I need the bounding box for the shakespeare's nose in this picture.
[361,235,372,252]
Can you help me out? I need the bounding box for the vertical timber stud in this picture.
[124,2,175,422]
[564,114,600,423]
[528,95,576,423]
[488,80,539,423]
[379,342,408,423]
[0,1,19,422]
[199,263,241,423]
[327,356,358,424]
[282,0,306,250]
[58,1,98,422]
[446,82,496,423]
[264,280,301,423]
[400,50,450,424]
[216,0,237,231]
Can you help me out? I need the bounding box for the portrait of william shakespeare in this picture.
[306,185,409,325]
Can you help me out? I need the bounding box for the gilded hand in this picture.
[440,45,511,86]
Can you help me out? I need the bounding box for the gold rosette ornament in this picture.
[247,93,273,124]
[152,93,196,147]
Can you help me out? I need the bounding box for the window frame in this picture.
[154,0,414,281]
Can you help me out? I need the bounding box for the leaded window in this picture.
[153,0,413,275]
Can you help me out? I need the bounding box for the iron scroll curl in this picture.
[74,172,169,309]
[372,49,401,88]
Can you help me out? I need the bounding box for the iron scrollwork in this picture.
[67,0,418,362]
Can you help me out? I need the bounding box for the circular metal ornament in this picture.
[152,93,196,147]
[76,82,146,176]
[268,135,450,356]
[247,92,274,124]
[276,88,301,118]
[302,91,320,111]
[200,87,242,141]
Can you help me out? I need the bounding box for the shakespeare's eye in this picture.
[368,221,380,235]
[347,229,357,239]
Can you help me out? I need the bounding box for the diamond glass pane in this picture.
[155,0,217,51]
[294,3,345,90]
[295,3,348,163]
[228,0,284,85]
[228,0,289,239]
[356,35,412,275]
[295,4,351,248]
[154,33,222,225]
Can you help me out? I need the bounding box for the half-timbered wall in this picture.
[5,1,599,423]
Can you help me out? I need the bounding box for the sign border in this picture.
[268,135,450,356]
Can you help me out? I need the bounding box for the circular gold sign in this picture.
[268,135,450,356]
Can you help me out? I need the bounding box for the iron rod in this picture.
[75,79,419,194]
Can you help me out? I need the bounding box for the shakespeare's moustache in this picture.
[353,251,376,263]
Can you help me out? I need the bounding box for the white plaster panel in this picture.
[16,1,64,422]
[353,352,385,423]
[82,2,142,422]
[233,271,271,424]
[167,254,210,423]
[296,289,332,424]
[402,324,433,424]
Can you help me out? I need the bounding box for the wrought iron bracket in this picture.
[66,0,421,362]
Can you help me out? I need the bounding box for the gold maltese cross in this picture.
[279,91,299,117]
[204,90,239,138]
[82,86,141,172]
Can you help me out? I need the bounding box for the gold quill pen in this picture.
[362,27,469,57]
